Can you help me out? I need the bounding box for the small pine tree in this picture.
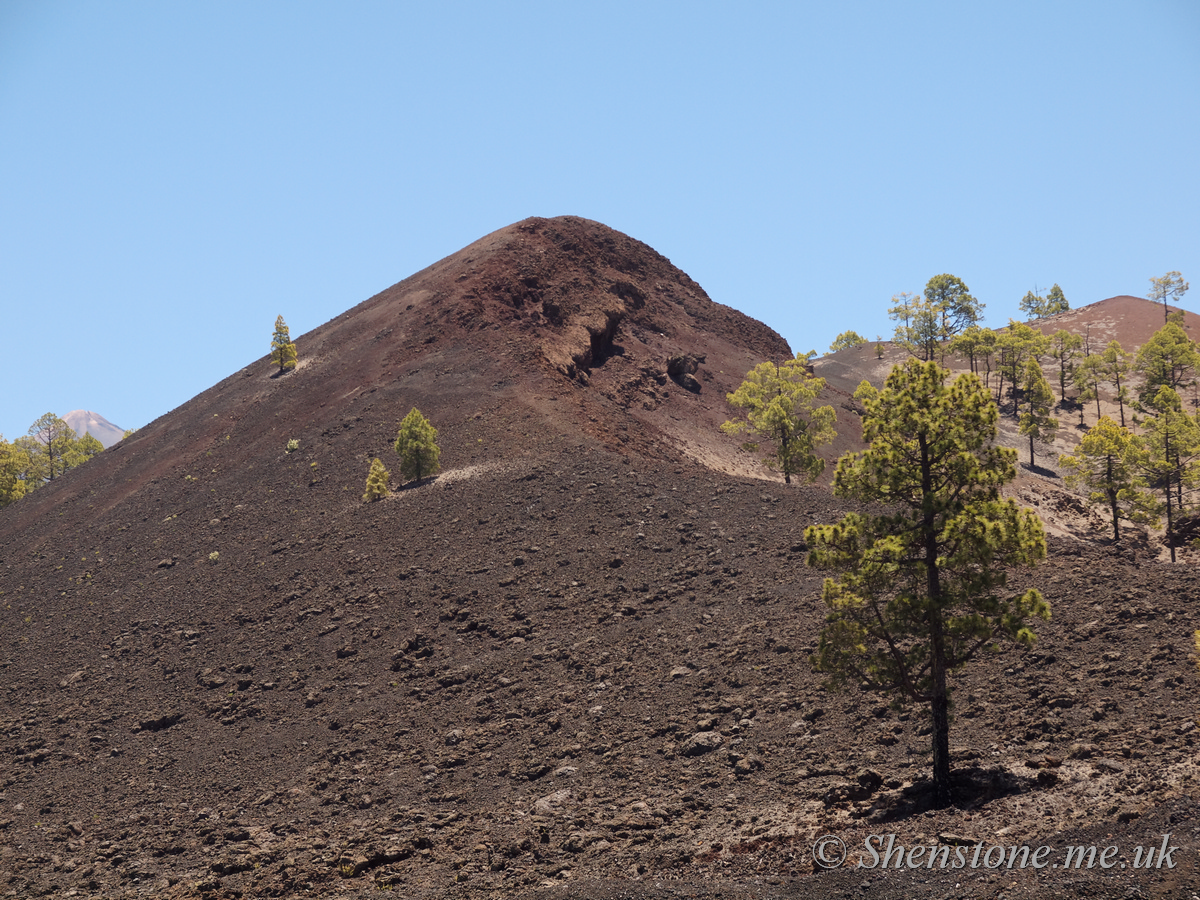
[829,330,868,353]
[1059,416,1155,543]
[1047,329,1082,403]
[271,315,298,374]
[394,408,441,483]
[1148,271,1188,323]
[1018,359,1058,467]
[721,355,837,485]
[1045,283,1069,315]
[1073,354,1105,424]
[362,458,390,502]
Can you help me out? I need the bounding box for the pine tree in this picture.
[0,436,30,507]
[1059,417,1155,543]
[1149,271,1189,323]
[1099,340,1132,427]
[1073,354,1105,424]
[1135,322,1196,409]
[1045,284,1069,315]
[26,413,77,481]
[721,355,837,484]
[1134,387,1200,562]
[1019,359,1058,467]
[362,458,390,502]
[1019,290,1047,319]
[888,292,942,362]
[394,408,441,484]
[64,433,104,471]
[1047,330,1082,404]
[1019,285,1069,319]
[996,321,1048,416]
[925,273,984,340]
[829,330,868,352]
[947,325,995,378]
[807,359,1048,807]
[270,315,298,374]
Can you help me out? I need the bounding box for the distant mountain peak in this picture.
[62,410,124,448]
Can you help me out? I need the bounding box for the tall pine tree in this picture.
[807,360,1048,807]
[1019,359,1058,467]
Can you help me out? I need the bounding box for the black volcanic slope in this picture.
[1,218,1198,900]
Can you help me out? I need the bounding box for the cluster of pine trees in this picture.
[0,414,109,507]
[722,274,1192,806]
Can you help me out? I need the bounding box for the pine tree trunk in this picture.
[920,433,952,806]
[1165,446,1176,563]
[930,626,953,808]
[1029,433,1035,467]
[1107,458,1120,543]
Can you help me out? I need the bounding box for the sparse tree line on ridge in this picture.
[717,270,1189,805]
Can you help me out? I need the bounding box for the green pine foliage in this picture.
[362,458,390,502]
[0,436,30,507]
[829,330,868,353]
[1134,387,1200,562]
[947,325,996,379]
[394,408,441,483]
[1148,271,1189,323]
[924,274,984,340]
[807,359,1049,807]
[1100,340,1132,427]
[270,315,298,374]
[1045,283,1069,315]
[1135,321,1196,410]
[1072,354,1105,425]
[3,413,108,498]
[25,413,78,481]
[1018,359,1058,466]
[888,292,941,361]
[1059,416,1156,544]
[1047,330,1082,403]
[995,321,1049,416]
[64,433,104,470]
[1018,284,1068,319]
[720,355,837,485]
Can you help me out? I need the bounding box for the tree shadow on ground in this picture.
[1021,462,1059,478]
[399,475,440,490]
[863,765,1040,824]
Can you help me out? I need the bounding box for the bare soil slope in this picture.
[1,222,1198,900]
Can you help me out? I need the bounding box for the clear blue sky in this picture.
[2,1,1197,439]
